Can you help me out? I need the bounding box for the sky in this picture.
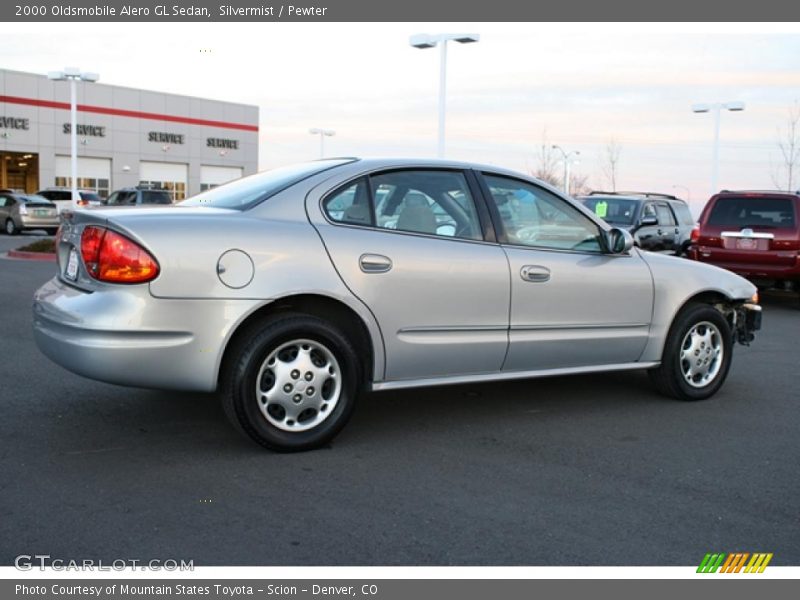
[1,22,799,214]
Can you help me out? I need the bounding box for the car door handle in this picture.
[520,265,550,282]
[359,253,393,273]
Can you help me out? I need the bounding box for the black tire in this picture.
[220,314,361,452]
[45,228,58,236]
[5,219,19,236]
[649,303,733,401]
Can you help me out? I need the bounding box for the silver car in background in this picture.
[32,158,762,451]
[1,191,59,235]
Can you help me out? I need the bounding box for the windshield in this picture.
[181,159,356,209]
[708,197,796,229]
[581,197,638,225]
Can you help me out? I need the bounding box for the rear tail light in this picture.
[80,225,159,283]
[690,226,700,243]
[19,205,28,216]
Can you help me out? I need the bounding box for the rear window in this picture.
[141,190,172,205]
[19,194,52,204]
[181,159,355,210]
[39,190,71,201]
[581,197,638,225]
[79,192,102,202]
[707,197,796,229]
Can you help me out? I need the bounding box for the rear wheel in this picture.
[649,303,733,401]
[221,314,361,451]
[5,219,19,236]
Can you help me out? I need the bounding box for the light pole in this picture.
[409,32,480,158]
[691,101,745,197]
[47,68,99,209]
[309,128,335,158]
[552,145,580,195]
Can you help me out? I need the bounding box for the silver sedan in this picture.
[32,158,762,451]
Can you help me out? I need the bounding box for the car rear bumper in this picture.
[32,277,261,392]
[19,215,59,229]
[688,247,800,280]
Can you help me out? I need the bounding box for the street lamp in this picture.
[409,32,480,158]
[48,67,99,209]
[691,101,745,197]
[309,128,335,158]
[551,145,580,195]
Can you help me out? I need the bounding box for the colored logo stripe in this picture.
[697,552,773,573]
[0,94,258,132]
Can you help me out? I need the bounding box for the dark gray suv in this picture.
[104,186,172,206]
[579,192,695,255]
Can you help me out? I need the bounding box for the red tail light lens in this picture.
[80,225,159,283]
[690,226,700,243]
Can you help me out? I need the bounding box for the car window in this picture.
[370,170,482,240]
[0,196,7,207]
[707,197,796,229]
[484,174,603,253]
[105,192,119,205]
[669,201,694,226]
[181,159,355,210]
[581,197,638,225]
[642,203,657,220]
[655,202,676,226]
[323,178,372,226]
[141,190,172,205]
[79,192,102,203]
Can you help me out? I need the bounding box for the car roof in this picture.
[716,189,800,198]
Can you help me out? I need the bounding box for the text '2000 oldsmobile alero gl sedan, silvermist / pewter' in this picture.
[32,158,762,451]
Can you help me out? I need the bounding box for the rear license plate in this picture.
[35,209,49,217]
[736,238,758,250]
[65,248,79,281]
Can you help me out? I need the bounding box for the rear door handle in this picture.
[520,265,550,282]
[359,253,393,273]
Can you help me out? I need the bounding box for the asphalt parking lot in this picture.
[1,241,798,566]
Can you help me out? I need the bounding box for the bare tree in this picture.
[569,173,591,196]
[531,129,561,188]
[601,139,622,192]
[772,102,800,191]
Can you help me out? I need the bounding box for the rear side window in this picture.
[321,170,484,241]
[669,201,694,226]
[707,197,796,229]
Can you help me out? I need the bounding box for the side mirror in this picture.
[639,214,658,227]
[606,227,635,254]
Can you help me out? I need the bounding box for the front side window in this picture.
[483,174,603,253]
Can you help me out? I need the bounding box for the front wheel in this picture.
[221,314,361,452]
[649,303,733,401]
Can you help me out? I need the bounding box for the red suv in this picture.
[688,190,800,294]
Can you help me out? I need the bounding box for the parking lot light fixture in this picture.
[409,33,480,158]
[309,128,335,158]
[48,68,100,209]
[691,101,746,197]
[551,145,580,195]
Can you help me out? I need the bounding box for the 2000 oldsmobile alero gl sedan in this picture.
[32,158,762,451]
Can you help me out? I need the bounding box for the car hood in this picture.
[638,250,756,301]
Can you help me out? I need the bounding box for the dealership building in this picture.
[0,68,259,201]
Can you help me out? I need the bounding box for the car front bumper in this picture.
[32,277,262,392]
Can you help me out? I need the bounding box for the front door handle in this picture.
[520,265,550,283]
[359,253,393,273]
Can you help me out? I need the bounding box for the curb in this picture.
[7,250,57,261]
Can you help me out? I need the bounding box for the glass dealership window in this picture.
[138,180,186,202]
[55,177,110,198]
